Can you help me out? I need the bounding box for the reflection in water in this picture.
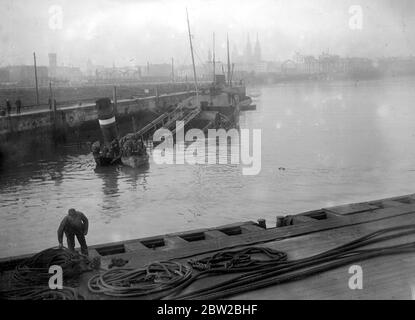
[119,163,150,191]
[94,164,150,224]
[2,77,415,257]
[94,166,121,222]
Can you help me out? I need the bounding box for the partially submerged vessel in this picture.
[119,134,149,168]
[91,98,149,168]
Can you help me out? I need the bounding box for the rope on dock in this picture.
[11,248,87,287]
[87,261,192,298]
[0,248,88,300]
[188,247,287,271]
[0,286,84,300]
[167,224,415,300]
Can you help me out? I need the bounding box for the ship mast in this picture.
[186,8,199,103]
[212,32,216,83]
[226,34,231,87]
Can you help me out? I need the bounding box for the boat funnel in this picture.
[96,98,118,146]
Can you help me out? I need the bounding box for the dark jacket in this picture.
[57,211,89,244]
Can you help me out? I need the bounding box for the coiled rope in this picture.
[0,286,84,300]
[166,224,415,299]
[1,247,87,300]
[189,247,287,271]
[11,248,86,287]
[88,261,192,298]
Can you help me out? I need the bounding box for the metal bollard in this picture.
[257,219,266,229]
[276,216,285,227]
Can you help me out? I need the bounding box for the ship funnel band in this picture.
[99,116,116,126]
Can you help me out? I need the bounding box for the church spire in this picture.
[244,33,252,64]
[254,33,261,63]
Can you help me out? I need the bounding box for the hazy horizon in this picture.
[1,0,414,68]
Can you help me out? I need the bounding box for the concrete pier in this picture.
[0,91,197,166]
[0,91,196,138]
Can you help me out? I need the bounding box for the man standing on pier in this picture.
[15,98,22,114]
[57,208,89,256]
[5,99,11,115]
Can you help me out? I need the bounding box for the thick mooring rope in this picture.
[0,248,87,300]
[87,261,192,298]
[188,247,287,271]
[11,248,86,287]
[0,286,84,300]
[168,224,415,299]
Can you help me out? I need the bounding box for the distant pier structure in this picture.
[0,89,197,154]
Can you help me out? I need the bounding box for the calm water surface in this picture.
[2,77,415,257]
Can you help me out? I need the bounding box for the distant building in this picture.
[94,66,140,81]
[86,59,94,77]
[244,34,253,65]
[233,33,264,73]
[232,45,242,64]
[48,53,83,83]
[147,63,171,78]
[253,33,262,63]
[0,65,48,86]
[286,52,381,78]
[377,56,415,76]
[53,66,83,82]
[201,60,226,81]
[254,61,268,73]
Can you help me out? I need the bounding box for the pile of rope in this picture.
[188,247,287,271]
[1,248,87,300]
[11,248,85,287]
[88,261,192,299]
[165,224,415,299]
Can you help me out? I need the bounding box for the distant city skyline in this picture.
[1,0,414,68]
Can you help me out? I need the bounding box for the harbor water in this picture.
[2,76,415,258]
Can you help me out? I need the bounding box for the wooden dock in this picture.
[2,193,415,299]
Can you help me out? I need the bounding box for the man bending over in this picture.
[57,208,89,256]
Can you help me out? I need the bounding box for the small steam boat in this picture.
[92,98,149,169]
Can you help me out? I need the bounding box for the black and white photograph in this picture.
[1,0,415,306]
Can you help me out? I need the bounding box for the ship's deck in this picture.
[2,194,415,299]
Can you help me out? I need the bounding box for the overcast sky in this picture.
[0,0,414,68]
